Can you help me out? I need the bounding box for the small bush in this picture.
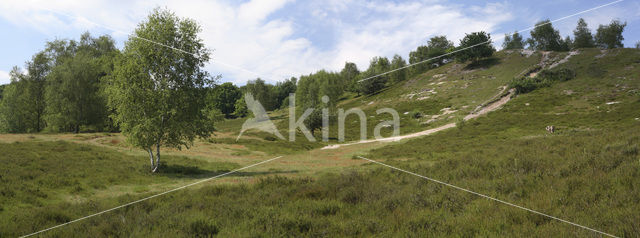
[456,118,466,129]
[311,201,342,216]
[409,109,422,119]
[510,68,576,94]
[189,218,220,237]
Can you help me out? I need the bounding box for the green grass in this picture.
[3,48,640,237]
[218,51,543,143]
[208,135,322,155]
[0,141,239,237]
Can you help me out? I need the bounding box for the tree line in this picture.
[503,18,627,50]
[0,33,118,133]
[0,8,631,171]
[0,16,630,135]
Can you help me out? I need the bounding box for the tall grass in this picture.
[3,48,640,237]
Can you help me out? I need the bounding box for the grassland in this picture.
[1,48,639,237]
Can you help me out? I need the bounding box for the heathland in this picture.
[2,46,639,237]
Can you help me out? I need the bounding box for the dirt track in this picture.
[322,88,515,150]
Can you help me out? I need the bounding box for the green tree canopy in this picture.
[456,31,494,63]
[208,82,241,118]
[427,36,454,66]
[233,95,249,118]
[359,56,390,95]
[295,70,342,136]
[573,18,595,48]
[390,54,407,83]
[340,62,360,93]
[0,51,52,133]
[0,68,31,132]
[106,8,215,172]
[560,36,572,51]
[408,36,454,75]
[408,45,430,75]
[528,20,565,51]
[274,77,297,109]
[503,31,524,50]
[595,20,627,49]
[25,52,50,132]
[44,33,118,133]
[245,78,276,111]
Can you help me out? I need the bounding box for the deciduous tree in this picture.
[456,31,494,63]
[359,56,390,95]
[0,68,30,132]
[274,77,297,109]
[245,78,276,111]
[427,36,454,66]
[595,20,626,49]
[106,8,215,172]
[340,62,359,93]
[573,18,595,48]
[529,20,565,51]
[503,31,524,50]
[295,70,341,136]
[25,52,50,132]
[408,45,430,75]
[208,82,241,118]
[390,54,407,83]
[44,33,117,133]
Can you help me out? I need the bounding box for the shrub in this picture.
[510,68,576,94]
[456,118,466,129]
[409,109,422,119]
[189,218,220,237]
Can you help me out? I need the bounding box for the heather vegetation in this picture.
[1,7,639,238]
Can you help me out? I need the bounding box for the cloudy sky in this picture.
[0,0,638,85]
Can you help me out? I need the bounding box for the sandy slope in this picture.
[322,88,515,150]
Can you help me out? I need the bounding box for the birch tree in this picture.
[45,33,117,132]
[106,8,215,172]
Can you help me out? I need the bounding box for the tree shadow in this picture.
[463,57,500,70]
[156,163,298,179]
[156,164,212,178]
[233,170,299,177]
[269,114,287,120]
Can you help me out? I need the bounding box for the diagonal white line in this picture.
[31,0,623,84]
[358,0,624,83]
[19,156,284,238]
[357,156,618,238]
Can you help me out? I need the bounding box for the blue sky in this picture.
[0,0,638,85]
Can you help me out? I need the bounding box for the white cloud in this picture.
[0,70,10,85]
[572,7,637,36]
[0,0,142,37]
[325,1,513,71]
[0,0,514,85]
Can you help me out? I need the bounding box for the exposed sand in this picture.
[322,88,515,149]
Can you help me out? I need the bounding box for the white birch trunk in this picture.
[148,148,155,171]
[151,143,160,173]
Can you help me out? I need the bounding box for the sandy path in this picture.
[322,88,514,150]
[549,50,580,69]
[464,89,514,120]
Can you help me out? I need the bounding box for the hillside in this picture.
[2,48,640,237]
